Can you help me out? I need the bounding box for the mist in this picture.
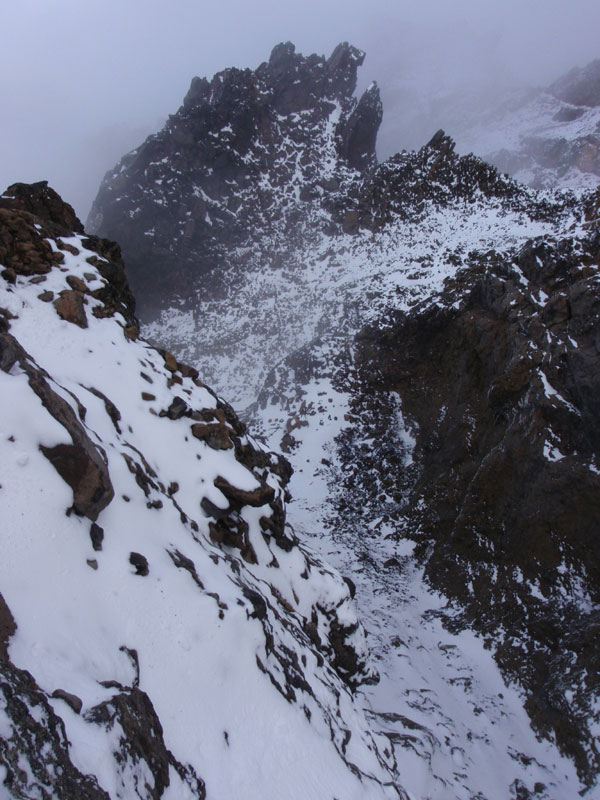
[1,0,598,219]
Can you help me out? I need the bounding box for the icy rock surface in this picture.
[0,183,407,799]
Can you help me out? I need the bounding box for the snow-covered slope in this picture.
[0,182,408,799]
[86,43,600,798]
[143,132,600,798]
[454,86,600,192]
[377,58,600,193]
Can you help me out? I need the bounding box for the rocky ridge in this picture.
[87,43,600,798]
[87,42,382,315]
[250,141,600,797]
[347,203,600,782]
[0,182,407,799]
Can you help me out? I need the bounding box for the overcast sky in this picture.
[1,0,599,220]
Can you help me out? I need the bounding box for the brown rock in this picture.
[178,362,200,380]
[124,325,139,341]
[208,519,258,564]
[54,290,88,328]
[58,241,80,256]
[0,181,84,235]
[51,689,83,714]
[191,422,232,450]
[0,592,17,660]
[0,332,114,521]
[90,523,104,551]
[66,275,88,293]
[39,442,112,521]
[163,351,178,372]
[129,552,149,576]
[0,208,57,275]
[161,396,188,419]
[214,474,275,507]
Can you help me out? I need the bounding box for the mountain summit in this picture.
[88,42,382,314]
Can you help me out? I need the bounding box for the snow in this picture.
[135,121,598,795]
[138,146,599,796]
[253,366,582,799]
[146,187,575,413]
[0,235,403,798]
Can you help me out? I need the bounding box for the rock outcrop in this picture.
[351,222,600,782]
[88,42,382,315]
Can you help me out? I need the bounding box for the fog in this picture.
[1,0,598,219]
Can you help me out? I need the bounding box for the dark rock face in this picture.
[0,593,16,661]
[0,594,110,799]
[87,42,382,315]
[350,227,600,785]
[550,59,600,108]
[85,687,205,799]
[339,81,382,171]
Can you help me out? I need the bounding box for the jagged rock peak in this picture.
[424,128,455,152]
[87,42,382,315]
[182,41,367,114]
[341,81,383,170]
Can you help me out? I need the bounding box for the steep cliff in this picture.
[88,42,382,315]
